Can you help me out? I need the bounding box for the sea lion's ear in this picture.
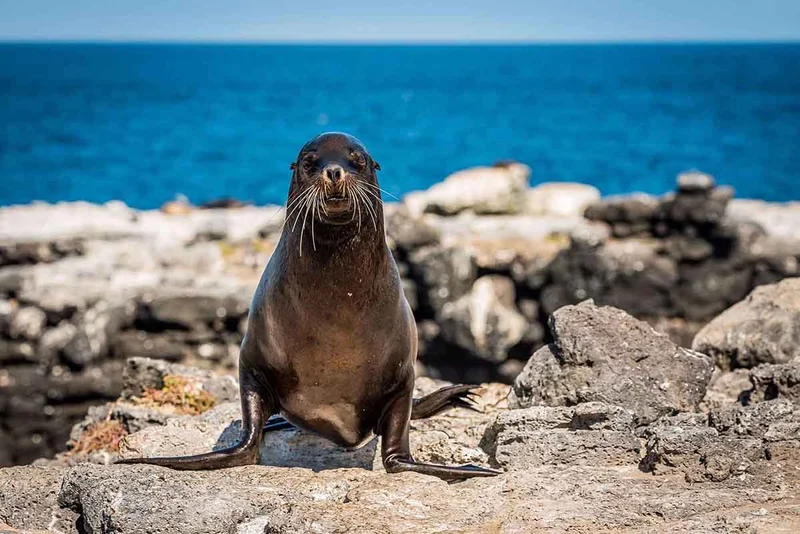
[373,160,381,171]
[290,162,297,170]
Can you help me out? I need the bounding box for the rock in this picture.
[383,204,440,251]
[510,301,714,424]
[524,182,601,217]
[677,170,716,193]
[701,368,752,410]
[692,278,800,369]
[139,291,249,331]
[672,258,754,321]
[481,403,640,470]
[641,425,763,482]
[540,238,679,317]
[7,307,46,341]
[407,245,476,317]
[709,399,796,438]
[44,459,800,534]
[0,465,77,533]
[0,239,85,267]
[728,198,800,240]
[120,357,238,403]
[658,186,734,231]
[160,199,193,215]
[584,193,660,237]
[37,323,78,364]
[61,301,135,368]
[746,362,800,405]
[508,344,570,409]
[439,276,528,363]
[112,331,187,362]
[404,163,530,216]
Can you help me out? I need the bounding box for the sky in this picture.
[0,0,798,43]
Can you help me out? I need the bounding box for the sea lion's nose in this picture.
[324,165,343,183]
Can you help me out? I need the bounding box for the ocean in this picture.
[1,43,798,208]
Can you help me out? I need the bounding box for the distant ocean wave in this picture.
[1,43,799,208]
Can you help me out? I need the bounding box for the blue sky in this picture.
[0,1,798,43]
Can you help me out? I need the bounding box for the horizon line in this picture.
[1,38,799,46]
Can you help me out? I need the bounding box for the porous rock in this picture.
[0,465,78,534]
[481,403,641,469]
[746,362,800,405]
[692,278,800,369]
[510,300,715,424]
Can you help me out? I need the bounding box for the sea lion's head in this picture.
[288,132,381,226]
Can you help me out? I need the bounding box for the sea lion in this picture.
[119,132,500,481]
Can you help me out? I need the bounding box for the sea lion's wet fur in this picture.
[118,132,500,481]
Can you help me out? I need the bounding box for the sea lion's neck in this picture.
[281,219,389,278]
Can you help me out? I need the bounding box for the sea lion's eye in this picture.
[302,154,317,171]
[350,151,366,168]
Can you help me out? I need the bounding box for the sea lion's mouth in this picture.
[321,195,352,216]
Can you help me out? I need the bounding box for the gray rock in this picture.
[403,162,531,216]
[540,238,679,317]
[62,301,135,368]
[511,301,715,424]
[7,306,47,341]
[524,182,601,217]
[641,425,763,482]
[383,204,440,251]
[140,291,249,330]
[408,244,476,317]
[481,403,640,469]
[120,356,238,403]
[37,323,78,364]
[709,399,796,437]
[0,340,37,364]
[508,344,570,409]
[746,362,800,405]
[677,170,716,193]
[584,193,660,228]
[657,186,734,230]
[692,278,800,369]
[439,275,527,363]
[0,465,77,533]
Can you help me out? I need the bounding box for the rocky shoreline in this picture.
[1,168,800,531]
[2,164,800,466]
[1,290,800,532]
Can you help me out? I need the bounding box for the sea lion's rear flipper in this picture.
[117,368,273,470]
[411,384,481,420]
[380,389,502,482]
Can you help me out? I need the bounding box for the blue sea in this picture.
[1,43,799,208]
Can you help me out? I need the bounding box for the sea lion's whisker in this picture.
[346,183,358,224]
[354,185,378,231]
[359,181,398,202]
[284,187,314,232]
[298,187,316,256]
[277,186,315,234]
[289,187,317,234]
[311,188,320,252]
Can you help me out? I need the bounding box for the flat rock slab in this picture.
[0,465,77,533]
[52,463,800,534]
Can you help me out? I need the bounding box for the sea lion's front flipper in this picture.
[411,384,481,420]
[117,367,273,470]
[380,389,502,482]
